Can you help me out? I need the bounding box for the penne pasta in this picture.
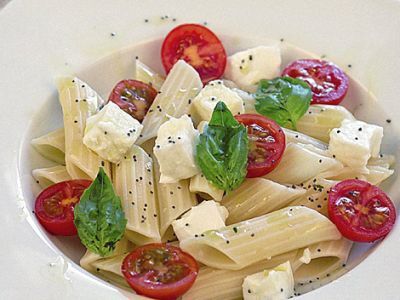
[135,59,165,91]
[289,177,338,217]
[324,165,394,186]
[222,178,306,224]
[58,77,111,179]
[264,143,343,185]
[283,128,327,150]
[31,128,66,164]
[153,157,197,237]
[180,206,341,270]
[137,60,202,145]
[80,237,133,274]
[293,238,353,285]
[32,165,71,188]
[297,104,355,142]
[189,173,224,202]
[182,250,299,300]
[113,145,161,245]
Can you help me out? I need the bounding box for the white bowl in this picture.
[1,0,400,299]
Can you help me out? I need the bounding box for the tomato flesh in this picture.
[35,180,92,236]
[282,59,349,105]
[122,243,198,300]
[235,114,286,178]
[109,79,157,122]
[161,24,227,84]
[328,179,396,242]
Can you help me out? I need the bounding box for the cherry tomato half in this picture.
[109,79,157,122]
[161,23,227,84]
[235,114,286,178]
[328,179,396,242]
[121,243,198,300]
[34,180,92,236]
[282,59,349,105]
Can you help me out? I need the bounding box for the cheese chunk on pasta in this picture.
[328,119,383,170]
[192,80,244,122]
[154,115,200,183]
[172,200,228,242]
[83,102,143,163]
[224,46,281,92]
[242,261,294,300]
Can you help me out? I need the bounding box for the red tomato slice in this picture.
[34,180,92,236]
[161,23,227,84]
[328,179,396,242]
[235,114,286,178]
[282,59,349,105]
[121,243,198,300]
[109,79,157,122]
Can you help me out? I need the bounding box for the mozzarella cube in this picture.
[154,115,200,183]
[172,200,228,242]
[243,261,294,300]
[224,46,281,92]
[83,102,143,163]
[192,80,244,122]
[328,119,383,169]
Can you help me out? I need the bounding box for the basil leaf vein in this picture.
[74,168,127,257]
[195,101,248,191]
[255,77,312,129]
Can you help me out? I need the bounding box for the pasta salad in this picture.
[31,23,396,300]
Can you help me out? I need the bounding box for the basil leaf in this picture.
[255,77,312,129]
[196,102,248,191]
[74,168,127,257]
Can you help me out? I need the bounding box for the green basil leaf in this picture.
[195,102,248,191]
[74,168,127,257]
[255,77,312,129]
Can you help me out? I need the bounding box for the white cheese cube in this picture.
[83,102,143,163]
[154,115,200,183]
[172,200,228,242]
[243,261,294,300]
[192,80,244,122]
[224,46,281,92]
[328,119,383,170]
